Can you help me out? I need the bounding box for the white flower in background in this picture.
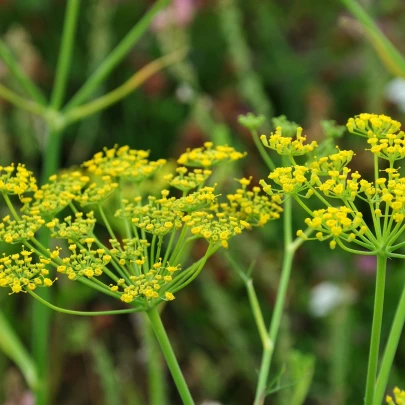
[385,78,405,112]
[309,282,356,317]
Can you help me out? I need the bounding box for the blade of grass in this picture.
[0,311,38,390]
[64,0,170,111]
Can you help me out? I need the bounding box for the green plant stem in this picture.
[27,290,141,316]
[0,39,46,104]
[143,312,168,405]
[64,0,170,111]
[246,279,272,350]
[0,83,47,116]
[340,0,405,78]
[252,129,276,171]
[50,0,80,110]
[364,254,387,405]
[253,194,294,405]
[99,205,120,244]
[373,283,405,405]
[146,306,195,405]
[64,49,186,125]
[41,129,63,184]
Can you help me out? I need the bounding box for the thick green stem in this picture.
[373,283,405,405]
[146,306,195,405]
[50,0,81,110]
[364,254,387,405]
[253,194,294,405]
[143,313,168,405]
[41,129,63,184]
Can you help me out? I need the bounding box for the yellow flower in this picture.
[261,126,318,156]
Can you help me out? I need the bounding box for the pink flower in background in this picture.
[152,0,197,31]
[355,255,376,276]
[3,392,34,405]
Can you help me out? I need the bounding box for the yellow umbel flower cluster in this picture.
[0,249,54,293]
[119,194,184,237]
[47,211,96,240]
[298,206,366,249]
[309,149,354,176]
[0,214,45,243]
[347,113,402,138]
[260,126,318,156]
[0,164,37,195]
[56,242,111,281]
[75,175,119,206]
[222,178,283,226]
[164,167,212,193]
[187,211,250,249]
[111,263,179,304]
[22,171,89,216]
[177,142,246,167]
[83,145,166,181]
[386,387,405,405]
[0,143,270,308]
[260,165,313,196]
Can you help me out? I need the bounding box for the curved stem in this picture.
[364,254,387,405]
[146,306,195,405]
[251,129,275,171]
[373,283,405,405]
[0,83,47,116]
[254,191,294,405]
[27,289,141,316]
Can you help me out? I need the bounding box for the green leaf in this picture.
[0,311,38,390]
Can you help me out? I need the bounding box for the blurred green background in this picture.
[1,0,405,404]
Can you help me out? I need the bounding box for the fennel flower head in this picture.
[0,143,281,312]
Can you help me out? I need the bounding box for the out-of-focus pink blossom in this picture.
[152,0,197,31]
[355,255,376,276]
[2,392,34,405]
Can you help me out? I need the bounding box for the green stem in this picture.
[246,279,272,351]
[27,290,141,316]
[63,0,169,111]
[146,306,195,405]
[0,83,47,116]
[64,50,186,125]
[98,205,120,245]
[252,129,276,171]
[373,283,405,405]
[50,0,81,110]
[253,193,294,405]
[364,254,387,405]
[41,129,63,184]
[0,39,46,104]
[143,312,168,405]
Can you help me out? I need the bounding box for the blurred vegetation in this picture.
[1,0,405,404]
